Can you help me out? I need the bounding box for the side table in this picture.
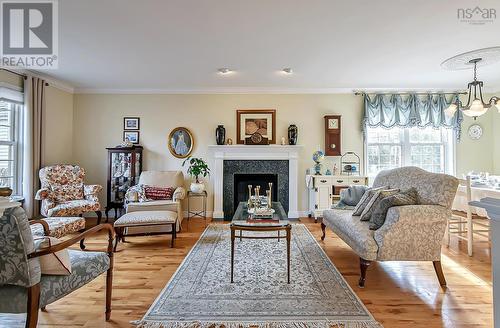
[187,190,208,229]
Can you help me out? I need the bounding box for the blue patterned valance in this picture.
[363,93,463,140]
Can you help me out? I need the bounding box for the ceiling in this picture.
[40,0,500,93]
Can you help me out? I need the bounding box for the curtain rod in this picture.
[0,68,49,86]
[354,91,467,96]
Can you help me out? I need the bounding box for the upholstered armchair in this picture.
[35,165,103,223]
[322,167,459,287]
[125,170,186,231]
[0,206,114,328]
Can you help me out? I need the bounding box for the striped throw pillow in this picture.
[144,186,175,200]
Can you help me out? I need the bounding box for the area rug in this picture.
[135,224,382,328]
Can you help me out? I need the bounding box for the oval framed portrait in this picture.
[168,127,194,158]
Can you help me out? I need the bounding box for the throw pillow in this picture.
[369,188,419,230]
[359,188,400,222]
[339,185,368,206]
[144,185,175,200]
[50,184,84,203]
[33,237,72,275]
[352,186,387,216]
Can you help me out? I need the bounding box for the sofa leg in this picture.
[26,283,40,328]
[359,258,371,288]
[320,222,326,241]
[433,260,447,287]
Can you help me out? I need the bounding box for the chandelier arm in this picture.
[478,81,486,104]
[465,83,472,108]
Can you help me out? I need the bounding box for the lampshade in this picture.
[444,103,458,118]
[463,99,488,117]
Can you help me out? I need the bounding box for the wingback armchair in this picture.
[35,165,103,223]
[0,206,114,328]
[321,167,459,287]
[125,170,186,232]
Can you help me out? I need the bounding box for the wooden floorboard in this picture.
[0,217,492,327]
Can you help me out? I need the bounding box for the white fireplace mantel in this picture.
[208,145,302,219]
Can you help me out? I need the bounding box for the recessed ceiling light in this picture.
[282,68,293,74]
[218,68,233,75]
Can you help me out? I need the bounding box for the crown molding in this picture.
[74,87,357,95]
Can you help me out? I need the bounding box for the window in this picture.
[0,95,23,195]
[365,126,455,178]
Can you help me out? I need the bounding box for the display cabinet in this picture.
[106,146,143,219]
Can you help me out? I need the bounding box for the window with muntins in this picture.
[0,98,23,195]
[365,126,455,178]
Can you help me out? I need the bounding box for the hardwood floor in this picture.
[0,217,493,327]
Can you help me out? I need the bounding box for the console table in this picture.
[306,174,368,222]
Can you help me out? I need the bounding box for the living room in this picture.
[1,1,500,327]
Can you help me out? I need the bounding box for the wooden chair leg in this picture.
[113,227,121,252]
[467,213,473,257]
[96,210,103,224]
[171,222,176,248]
[26,284,40,328]
[105,268,113,320]
[433,260,447,287]
[320,222,326,241]
[359,258,372,288]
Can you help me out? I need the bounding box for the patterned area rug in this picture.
[135,224,382,328]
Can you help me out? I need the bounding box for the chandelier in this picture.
[442,48,500,120]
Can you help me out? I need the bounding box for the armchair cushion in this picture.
[374,205,450,261]
[322,209,378,261]
[49,184,84,203]
[0,250,109,313]
[47,200,100,217]
[84,184,102,196]
[144,185,174,200]
[30,217,86,239]
[33,237,72,275]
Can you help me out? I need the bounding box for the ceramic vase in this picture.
[190,182,205,193]
[216,125,226,145]
[288,124,298,145]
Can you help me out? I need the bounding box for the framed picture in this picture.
[168,127,194,158]
[236,109,276,144]
[124,117,140,130]
[123,131,140,144]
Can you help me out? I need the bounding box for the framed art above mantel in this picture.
[236,109,276,144]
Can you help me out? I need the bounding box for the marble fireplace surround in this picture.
[209,145,301,219]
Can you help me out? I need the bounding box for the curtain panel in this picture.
[363,93,463,140]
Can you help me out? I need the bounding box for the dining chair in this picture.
[447,176,490,256]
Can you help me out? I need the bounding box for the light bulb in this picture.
[444,103,457,118]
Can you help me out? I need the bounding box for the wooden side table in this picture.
[187,190,208,229]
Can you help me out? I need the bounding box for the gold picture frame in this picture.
[168,127,194,158]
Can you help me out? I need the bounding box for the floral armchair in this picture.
[0,206,114,327]
[35,165,103,223]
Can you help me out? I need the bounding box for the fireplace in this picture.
[233,173,279,210]
[223,160,289,220]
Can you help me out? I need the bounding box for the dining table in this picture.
[453,183,500,217]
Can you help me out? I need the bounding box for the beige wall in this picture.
[43,86,74,165]
[0,70,23,88]
[72,92,499,214]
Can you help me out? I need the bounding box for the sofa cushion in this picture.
[139,171,184,188]
[352,186,386,216]
[126,199,178,213]
[369,188,419,230]
[359,189,399,222]
[144,185,174,200]
[322,209,378,261]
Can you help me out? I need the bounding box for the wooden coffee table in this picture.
[230,201,291,284]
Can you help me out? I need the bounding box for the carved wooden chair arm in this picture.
[29,220,50,236]
[28,223,115,259]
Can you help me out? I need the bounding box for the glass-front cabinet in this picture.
[106,146,143,219]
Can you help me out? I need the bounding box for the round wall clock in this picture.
[468,124,483,140]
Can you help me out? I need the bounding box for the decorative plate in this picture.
[468,124,483,140]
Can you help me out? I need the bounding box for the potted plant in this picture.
[182,157,210,193]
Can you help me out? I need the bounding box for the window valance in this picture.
[363,93,463,140]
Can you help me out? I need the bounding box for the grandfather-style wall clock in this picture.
[324,115,341,156]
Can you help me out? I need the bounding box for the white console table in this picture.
[306,174,368,222]
[469,197,500,327]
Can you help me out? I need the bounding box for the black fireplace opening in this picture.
[234,173,278,210]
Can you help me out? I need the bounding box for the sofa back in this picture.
[0,207,40,287]
[373,166,458,208]
[139,170,184,188]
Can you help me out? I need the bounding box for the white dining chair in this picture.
[447,176,490,256]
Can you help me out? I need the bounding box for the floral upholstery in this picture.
[36,165,102,217]
[0,250,109,313]
[30,217,86,239]
[323,166,459,262]
[0,207,40,288]
[114,211,177,227]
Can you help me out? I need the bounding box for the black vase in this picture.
[216,125,226,145]
[288,124,298,145]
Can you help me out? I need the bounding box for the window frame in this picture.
[364,126,456,178]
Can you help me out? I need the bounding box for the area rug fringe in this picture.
[132,319,383,328]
